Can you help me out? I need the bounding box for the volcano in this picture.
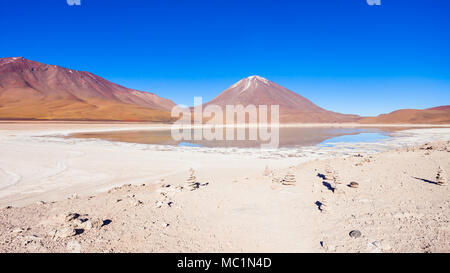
[0,57,175,121]
[203,75,359,123]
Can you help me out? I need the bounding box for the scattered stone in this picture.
[320,241,335,252]
[53,227,77,239]
[5,206,12,209]
[92,218,105,229]
[78,218,103,230]
[133,200,144,207]
[36,201,46,205]
[68,193,79,200]
[80,220,93,230]
[348,182,359,188]
[22,235,42,247]
[66,240,81,253]
[167,201,174,207]
[12,228,25,234]
[155,201,163,208]
[108,187,121,193]
[65,213,80,222]
[368,240,391,253]
[349,230,362,239]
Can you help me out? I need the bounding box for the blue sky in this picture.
[1,0,449,116]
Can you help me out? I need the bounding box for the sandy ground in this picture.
[0,122,449,253]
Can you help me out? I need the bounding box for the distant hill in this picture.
[0,57,175,121]
[358,106,450,124]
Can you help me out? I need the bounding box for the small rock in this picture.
[54,228,77,239]
[348,182,359,188]
[68,193,79,200]
[349,230,362,239]
[133,200,143,207]
[80,220,93,230]
[91,218,105,230]
[155,201,163,208]
[66,240,81,253]
[12,228,25,234]
[320,241,335,252]
[65,213,80,222]
[22,235,42,246]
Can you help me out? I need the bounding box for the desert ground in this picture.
[0,122,449,253]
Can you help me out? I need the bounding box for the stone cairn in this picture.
[319,198,329,213]
[263,166,272,176]
[186,168,200,190]
[331,171,344,193]
[436,166,447,186]
[324,166,343,193]
[281,172,296,186]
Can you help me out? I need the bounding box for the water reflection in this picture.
[68,126,417,148]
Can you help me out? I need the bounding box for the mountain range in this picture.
[0,57,448,124]
[0,57,175,121]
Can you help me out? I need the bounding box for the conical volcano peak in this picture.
[204,75,360,123]
[246,75,270,84]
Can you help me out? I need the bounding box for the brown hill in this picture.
[203,76,359,123]
[0,57,176,121]
[358,106,450,124]
[427,105,450,111]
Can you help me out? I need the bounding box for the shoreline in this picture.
[0,138,448,252]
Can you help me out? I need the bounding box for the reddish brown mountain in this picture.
[203,75,359,123]
[427,105,450,111]
[0,57,175,121]
[358,106,450,124]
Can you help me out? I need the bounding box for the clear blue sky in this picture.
[1,0,449,116]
